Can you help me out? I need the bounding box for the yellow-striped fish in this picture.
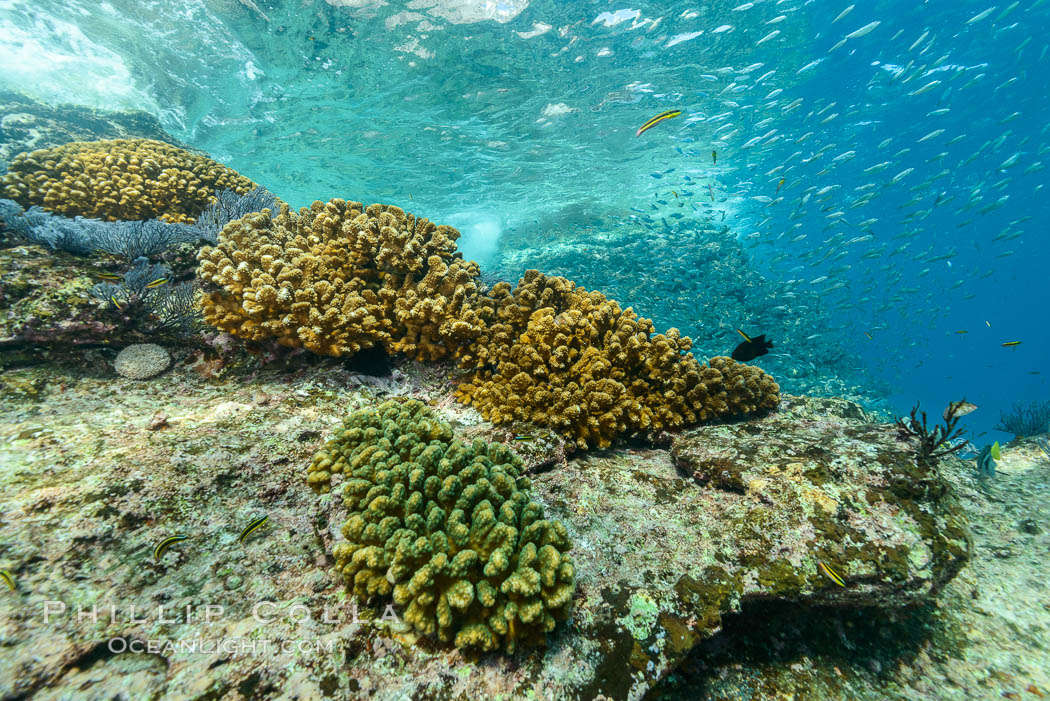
[144,278,168,289]
[735,328,753,343]
[239,515,269,545]
[110,296,122,309]
[818,561,846,587]
[636,109,682,137]
[513,435,535,442]
[1002,341,1022,347]
[0,570,14,592]
[154,534,189,561]
[97,272,123,280]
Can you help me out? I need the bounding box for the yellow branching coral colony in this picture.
[0,138,256,223]
[455,271,781,448]
[198,197,780,448]
[197,198,489,359]
[307,400,575,653]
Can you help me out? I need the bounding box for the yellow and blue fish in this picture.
[239,515,269,545]
[636,110,682,137]
[818,561,846,587]
[154,534,189,561]
[1,570,15,592]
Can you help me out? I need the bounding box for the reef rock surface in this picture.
[0,90,195,170]
[0,354,970,700]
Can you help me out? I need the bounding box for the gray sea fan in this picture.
[17,208,107,256]
[4,203,208,259]
[997,400,1050,438]
[194,187,278,242]
[91,220,187,259]
[0,198,24,225]
[90,259,200,335]
[150,281,199,333]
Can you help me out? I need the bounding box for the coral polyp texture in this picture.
[1,138,256,224]
[196,198,490,360]
[307,399,575,653]
[455,270,780,449]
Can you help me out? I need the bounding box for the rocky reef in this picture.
[0,90,194,170]
[0,356,988,700]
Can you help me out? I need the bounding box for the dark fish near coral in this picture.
[239,515,269,545]
[818,561,845,587]
[636,110,681,137]
[0,570,14,592]
[944,400,977,420]
[732,329,774,362]
[154,534,188,561]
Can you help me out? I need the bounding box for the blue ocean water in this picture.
[1,0,1047,437]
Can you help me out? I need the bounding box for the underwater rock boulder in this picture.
[301,394,969,699]
[0,356,971,700]
[0,245,121,357]
[0,90,194,170]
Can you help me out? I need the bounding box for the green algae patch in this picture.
[620,591,661,640]
[675,568,743,633]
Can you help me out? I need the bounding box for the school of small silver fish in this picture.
[530,1,1046,392]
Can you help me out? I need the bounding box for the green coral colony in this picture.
[307,399,576,653]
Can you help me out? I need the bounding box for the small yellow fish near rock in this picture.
[818,561,846,587]
[154,534,189,561]
[239,515,269,545]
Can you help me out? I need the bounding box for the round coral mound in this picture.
[113,343,171,380]
[1,138,255,223]
[307,399,576,653]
